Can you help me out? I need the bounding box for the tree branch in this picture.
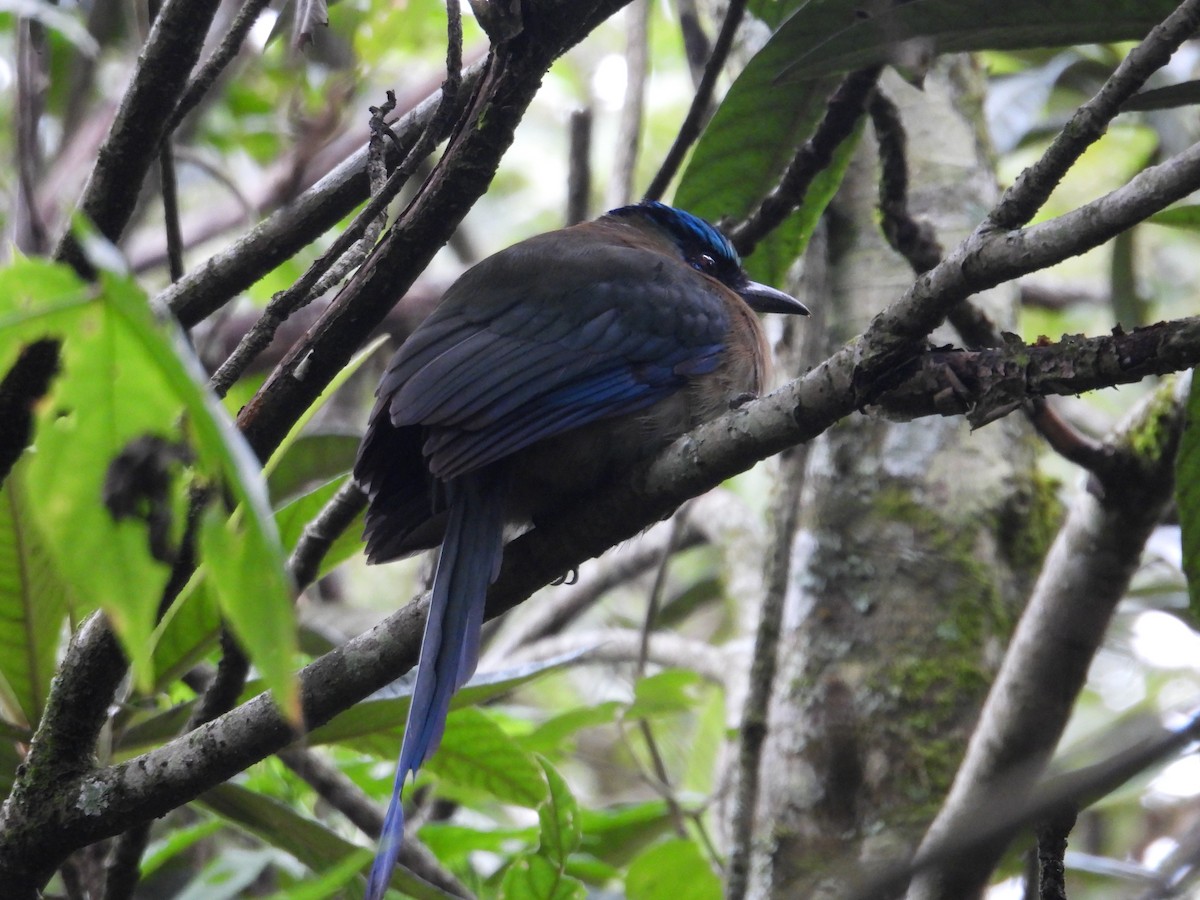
[155,66,484,329]
[873,318,1200,424]
[856,136,1200,386]
[54,0,223,275]
[643,0,746,201]
[989,0,1200,230]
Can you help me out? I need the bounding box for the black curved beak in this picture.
[736,279,811,316]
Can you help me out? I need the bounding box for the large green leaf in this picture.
[0,259,297,716]
[680,0,1182,282]
[672,61,839,264]
[625,838,720,900]
[766,0,1185,83]
[0,461,71,726]
[199,505,298,721]
[428,707,547,807]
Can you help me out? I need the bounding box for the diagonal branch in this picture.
[54,0,223,276]
[154,66,485,329]
[989,0,1200,230]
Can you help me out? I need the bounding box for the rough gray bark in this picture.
[747,64,1047,897]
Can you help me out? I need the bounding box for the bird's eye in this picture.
[692,253,717,273]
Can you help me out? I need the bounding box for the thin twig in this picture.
[725,448,806,900]
[156,65,484,329]
[287,479,367,588]
[636,504,690,677]
[14,17,49,255]
[608,0,650,208]
[633,508,689,837]
[674,0,710,89]
[644,0,746,201]
[166,0,274,133]
[566,107,593,225]
[159,142,185,282]
[730,66,881,256]
[207,5,463,397]
[869,90,941,275]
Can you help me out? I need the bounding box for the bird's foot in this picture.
[551,568,579,586]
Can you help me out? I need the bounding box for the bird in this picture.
[353,200,809,898]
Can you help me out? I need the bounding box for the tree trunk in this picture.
[746,62,1055,897]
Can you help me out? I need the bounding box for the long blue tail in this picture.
[365,474,507,900]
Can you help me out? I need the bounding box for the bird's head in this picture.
[606,201,810,317]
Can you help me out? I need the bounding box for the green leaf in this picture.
[265,432,360,504]
[274,475,365,579]
[1,260,298,712]
[141,817,225,878]
[0,460,71,726]
[1178,376,1200,620]
[743,121,863,287]
[535,758,581,866]
[150,574,222,689]
[259,848,375,900]
[578,801,673,866]
[499,854,586,900]
[261,332,387,503]
[673,60,839,252]
[114,700,195,757]
[199,505,299,722]
[519,701,622,755]
[307,649,591,754]
[1148,205,1200,232]
[12,277,180,690]
[681,0,1182,279]
[429,707,547,807]
[626,670,704,718]
[765,0,1185,83]
[419,822,539,867]
[625,839,720,900]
